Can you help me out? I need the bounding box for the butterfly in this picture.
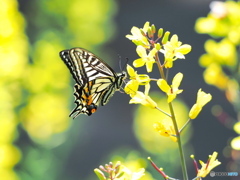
[59,47,126,118]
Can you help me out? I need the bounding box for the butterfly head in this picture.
[116,71,127,89]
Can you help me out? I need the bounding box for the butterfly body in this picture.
[59,48,126,118]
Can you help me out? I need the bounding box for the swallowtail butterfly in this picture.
[59,48,126,118]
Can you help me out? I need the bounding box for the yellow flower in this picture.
[157,73,183,103]
[160,35,191,68]
[197,152,221,178]
[203,64,229,90]
[195,1,240,44]
[121,165,145,180]
[129,84,157,108]
[127,64,150,85]
[199,39,236,67]
[126,22,150,48]
[94,161,145,180]
[124,65,150,96]
[142,21,150,33]
[189,89,212,119]
[226,79,238,103]
[124,80,139,96]
[133,46,157,72]
[153,119,177,142]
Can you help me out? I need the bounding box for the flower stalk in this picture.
[169,102,188,180]
[117,21,219,180]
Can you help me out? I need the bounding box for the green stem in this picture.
[155,53,166,79]
[179,118,191,133]
[169,103,188,180]
[155,51,188,179]
[155,106,172,117]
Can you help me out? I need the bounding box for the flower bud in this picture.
[158,28,163,38]
[94,169,106,180]
[151,24,156,34]
[162,31,170,44]
[147,27,153,38]
[155,43,161,51]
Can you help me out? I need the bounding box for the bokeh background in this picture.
[1,0,238,180]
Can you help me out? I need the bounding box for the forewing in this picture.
[59,49,86,85]
[70,48,117,81]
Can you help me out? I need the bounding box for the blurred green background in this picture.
[0,0,236,180]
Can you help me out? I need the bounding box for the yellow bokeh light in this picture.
[231,136,240,150]
[0,168,19,180]
[0,144,21,168]
[21,93,70,140]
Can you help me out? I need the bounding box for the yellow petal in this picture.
[130,91,157,108]
[124,80,139,95]
[149,48,157,57]
[170,34,178,43]
[196,89,212,106]
[197,152,221,178]
[153,120,177,142]
[164,59,173,68]
[146,61,154,72]
[143,84,150,96]
[126,26,141,40]
[172,73,183,88]
[126,64,135,77]
[177,44,192,54]
[133,58,145,68]
[168,94,177,103]
[157,79,171,93]
[144,95,158,108]
[189,104,202,119]
[129,91,145,104]
[138,74,150,85]
[136,46,147,58]
[142,21,150,32]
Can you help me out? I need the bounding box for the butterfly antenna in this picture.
[122,57,129,71]
[118,54,129,72]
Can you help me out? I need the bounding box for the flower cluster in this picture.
[195,1,240,44]
[195,1,239,93]
[125,22,212,142]
[191,152,221,178]
[125,22,191,110]
[195,0,240,172]
[94,161,145,180]
[148,152,221,180]
[122,21,219,180]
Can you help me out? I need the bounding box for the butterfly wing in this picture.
[60,48,117,84]
[69,83,98,118]
[59,48,125,117]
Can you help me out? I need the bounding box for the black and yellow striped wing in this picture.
[59,48,126,118]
